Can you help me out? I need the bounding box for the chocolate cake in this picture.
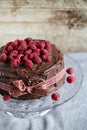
[0,38,65,100]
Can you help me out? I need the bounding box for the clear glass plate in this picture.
[0,54,83,118]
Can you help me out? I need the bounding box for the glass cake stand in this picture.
[0,54,83,118]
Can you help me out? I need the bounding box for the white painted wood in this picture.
[0,0,87,9]
[0,23,87,52]
[0,8,87,23]
[0,0,87,52]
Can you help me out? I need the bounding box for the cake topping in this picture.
[51,93,60,101]
[33,56,42,64]
[0,38,51,68]
[67,76,76,83]
[25,49,32,55]
[25,59,33,68]
[11,58,20,67]
[0,53,7,62]
[18,40,27,51]
[3,94,10,101]
[67,67,74,74]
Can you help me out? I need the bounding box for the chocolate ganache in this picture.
[0,38,65,100]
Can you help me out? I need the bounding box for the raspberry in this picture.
[7,45,13,52]
[5,42,12,48]
[25,49,32,55]
[29,52,38,59]
[29,54,33,59]
[29,42,37,50]
[42,54,51,62]
[2,48,7,54]
[10,50,18,57]
[42,54,47,61]
[41,49,48,55]
[1,38,52,67]
[35,40,40,45]
[16,54,24,61]
[51,93,60,101]
[25,59,33,68]
[32,41,37,46]
[19,51,24,54]
[34,56,42,64]
[3,42,12,53]
[24,37,32,43]
[9,50,18,60]
[8,55,13,60]
[23,55,28,61]
[15,45,19,50]
[35,49,40,55]
[67,76,76,84]
[11,58,20,67]
[3,94,10,101]
[18,40,27,51]
[45,41,51,52]
[12,39,20,47]
[37,43,45,49]
[0,53,7,62]
[46,56,51,62]
[67,67,74,75]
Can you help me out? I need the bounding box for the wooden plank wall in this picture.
[0,0,87,52]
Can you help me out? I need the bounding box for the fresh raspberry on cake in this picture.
[33,56,42,64]
[11,58,20,67]
[18,40,27,51]
[25,59,33,68]
[0,53,7,62]
[29,42,37,50]
[25,49,32,55]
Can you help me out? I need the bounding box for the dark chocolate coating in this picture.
[0,44,65,100]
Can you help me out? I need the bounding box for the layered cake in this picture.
[0,38,65,100]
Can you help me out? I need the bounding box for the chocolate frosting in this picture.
[0,44,65,100]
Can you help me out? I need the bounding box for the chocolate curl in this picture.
[12,80,26,91]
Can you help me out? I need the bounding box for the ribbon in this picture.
[0,68,66,98]
[41,68,66,89]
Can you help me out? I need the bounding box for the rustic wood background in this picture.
[0,0,87,52]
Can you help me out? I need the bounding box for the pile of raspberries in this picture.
[0,38,51,68]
